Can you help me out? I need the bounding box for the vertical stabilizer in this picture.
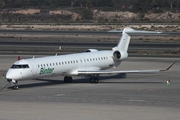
[112,27,134,52]
[111,27,162,52]
[109,27,163,67]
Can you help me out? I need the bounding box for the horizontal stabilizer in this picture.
[108,28,163,36]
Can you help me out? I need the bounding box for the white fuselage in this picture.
[6,27,168,90]
[6,50,120,81]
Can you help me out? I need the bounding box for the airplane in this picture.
[5,27,176,90]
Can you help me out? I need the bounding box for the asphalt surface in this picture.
[0,29,180,35]
[0,29,179,53]
[0,41,180,49]
[0,55,179,120]
[0,30,109,35]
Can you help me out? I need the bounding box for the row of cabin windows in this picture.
[37,56,108,68]
[84,56,108,62]
[38,60,78,68]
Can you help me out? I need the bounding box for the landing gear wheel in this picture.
[90,77,93,83]
[64,76,68,83]
[94,77,99,84]
[68,77,72,83]
[64,76,73,83]
[90,77,99,84]
[12,80,19,90]
[13,86,19,90]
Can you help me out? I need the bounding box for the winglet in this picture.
[160,61,177,71]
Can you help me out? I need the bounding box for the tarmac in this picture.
[0,55,180,120]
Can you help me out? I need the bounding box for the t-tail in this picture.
[109,27,162,66]
[112,27,133,52]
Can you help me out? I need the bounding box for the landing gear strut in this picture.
[90,76,99,83]
[64,76,73,83]
[7,79,19,90]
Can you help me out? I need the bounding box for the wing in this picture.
[78,61,176,75]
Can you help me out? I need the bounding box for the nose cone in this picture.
[6,69,19,80]
[6,69,13,80]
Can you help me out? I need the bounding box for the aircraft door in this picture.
[29,60,38,76]
[79,57,86,68]
[79,58,83,68]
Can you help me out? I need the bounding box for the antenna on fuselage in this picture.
[33,56,35,59]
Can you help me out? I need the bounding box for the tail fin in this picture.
[114,27,133,51]
[109,27,162,52]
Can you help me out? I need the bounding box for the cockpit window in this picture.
[11,64,29,69]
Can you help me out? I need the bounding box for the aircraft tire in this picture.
[90,77,93,83]
[90,77,98,84]
[12,86,19,90]
[64,76,73,83]
[15,86,19,90]
[94,77,99,84]
[64,76,68,83]
[68,77,73,83]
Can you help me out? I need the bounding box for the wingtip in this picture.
[164,61,177,71]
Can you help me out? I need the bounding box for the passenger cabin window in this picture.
[11,64,29,69]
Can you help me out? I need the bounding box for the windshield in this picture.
[11,64,29,69]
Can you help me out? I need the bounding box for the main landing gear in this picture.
[90,76,99,84]
[64,76,73,83]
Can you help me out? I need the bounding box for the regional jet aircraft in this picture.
[6,27,176,90]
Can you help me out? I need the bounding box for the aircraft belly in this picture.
[85,58,114,70]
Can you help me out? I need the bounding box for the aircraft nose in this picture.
[6,69,18,80]
[6,70,13,80]
[6,69,24,80]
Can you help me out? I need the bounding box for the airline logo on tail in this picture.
[39,68,54,75]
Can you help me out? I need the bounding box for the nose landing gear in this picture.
[7,79,19,90]
[12,79,19,90]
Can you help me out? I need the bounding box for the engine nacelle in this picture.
[85,49,98,52]
[113,50,128,61]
